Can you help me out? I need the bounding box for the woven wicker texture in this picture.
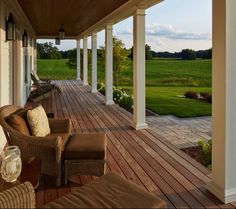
[0,182,35,208]
[0,105,72,187]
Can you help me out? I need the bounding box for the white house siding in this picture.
[0,0,36,149]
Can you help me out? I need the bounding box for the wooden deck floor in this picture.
[33,80,236,208]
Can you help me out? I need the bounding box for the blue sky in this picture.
[38,0,212,52]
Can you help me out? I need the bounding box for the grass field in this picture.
[37,59,76,80]
[37,58,212,118]
[123,86,212,118]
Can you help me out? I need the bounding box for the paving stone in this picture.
[147,115,211,149]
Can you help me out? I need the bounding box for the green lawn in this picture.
[37,59,76,80]
[119,59,212,87]
[123,86,212,118]
[37,58,212,118]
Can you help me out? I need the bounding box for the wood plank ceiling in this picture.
[17,0,128,37]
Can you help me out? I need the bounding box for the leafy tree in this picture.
[66,48,92,82]
[196,48,212,59]
[145,44,153,60]
[128,44,153,60]
[37,42,61,59]
[181,49,196,60]
[100,37,131,87]
[128,47,133,60]
[65,49,77,69]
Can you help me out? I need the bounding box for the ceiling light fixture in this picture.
[59,24,65,40]
[55,37,60,45]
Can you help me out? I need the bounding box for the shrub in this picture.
[206,95,212,104]
[97,83,133,113]
[184,91,198,99]
[200,92,212,104]
[197,139,212,168]
[98,83,105,95]
[113,88,123,103]
[200,92,209,100]
[118,93,133,112]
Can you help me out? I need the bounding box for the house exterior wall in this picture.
[0,0,36,149]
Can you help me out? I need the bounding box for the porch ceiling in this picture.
[16,0,128,38]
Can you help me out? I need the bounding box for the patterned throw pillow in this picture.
[27,105,50,137]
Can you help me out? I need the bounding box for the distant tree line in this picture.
[37,42,212,62]
[153,48,212,60]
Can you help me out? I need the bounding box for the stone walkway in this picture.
[147,114,212,149]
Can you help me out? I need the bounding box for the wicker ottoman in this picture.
[64,133,106,184]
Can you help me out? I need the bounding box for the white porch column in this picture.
[207,0,236,204]
[91,33,98,93]
[132,8,148,130]
[105,25,114,105]
[76,39,81,81]
[83,37,88,85]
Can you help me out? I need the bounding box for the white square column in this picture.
[132,9,148,130]
[76,39,81,81]
[83,37,88,86]
[207,0,236,203]
[91,33,98,93]
[105,25,114,105]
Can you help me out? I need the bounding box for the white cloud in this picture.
[37,23,212,53]
[119,23,211,41]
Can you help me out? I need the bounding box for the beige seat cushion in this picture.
[44,172,166,208]
[27,105,50,137]
[65,133,106,160]
[7,114,30,136]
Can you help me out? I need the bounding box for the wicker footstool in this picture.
[64,133,106,184]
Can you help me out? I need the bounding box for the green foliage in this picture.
[118,92,133,112]
[128,44,153,60]
[113,87,133,112]
[64,49,77,69]
[113,87,123,102]
[97,83,105,95]
[97,83,133,112]
[65,49,92,72]
[181,49,197,60]
[154,48,212,59]
[197,139,212,168]
[100,37,130,87]
[37,42,62,59]
[145,44,153,60]
[196,49,212,59]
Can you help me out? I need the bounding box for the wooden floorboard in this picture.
[32,80,236,209]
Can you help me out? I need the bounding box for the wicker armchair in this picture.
[0,105,72,187]
[0,182,35,209]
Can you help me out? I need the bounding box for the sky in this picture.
[37,0,212,53]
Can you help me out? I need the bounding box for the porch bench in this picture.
[64,133,106,184]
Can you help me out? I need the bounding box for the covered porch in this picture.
[1,0,236,206]
[33,80,236,208]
